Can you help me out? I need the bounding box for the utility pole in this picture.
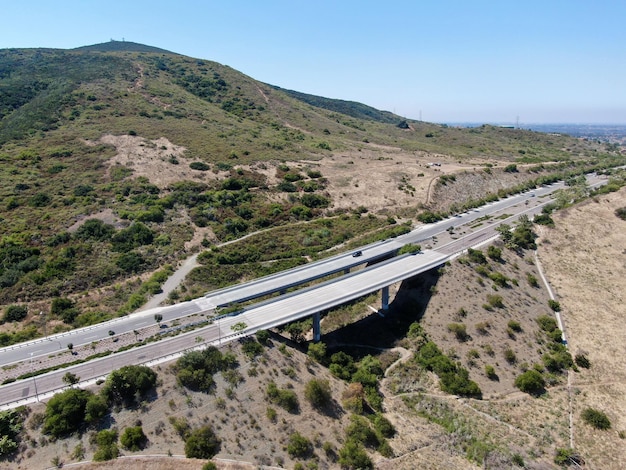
[30,353,39,402]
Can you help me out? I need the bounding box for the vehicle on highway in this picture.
[352,250,362,257]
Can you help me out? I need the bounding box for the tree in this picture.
[495,223,513,245]
[305,379,332,409]
[184,426,221,459]
[103,365,157,406]
[43,388,92,437]
[514,369,545,395]
[84,394,108,424]
[120,425,148,451]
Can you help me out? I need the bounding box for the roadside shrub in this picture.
[487,245,502,261]
[536,314,558,332]
[467,248,487,264]
[581,408,611,430]
[548,299,561,312]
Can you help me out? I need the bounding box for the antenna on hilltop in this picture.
[516,115,520,129]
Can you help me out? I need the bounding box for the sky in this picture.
[2,0,626,124]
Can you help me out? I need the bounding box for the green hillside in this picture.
[0,42,622,343]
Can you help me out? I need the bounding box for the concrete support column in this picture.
[312,312,321,342]
[381,285,390,311]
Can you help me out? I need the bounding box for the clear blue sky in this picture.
[2,0,625,124]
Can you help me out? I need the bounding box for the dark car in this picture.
[352,250,362,257]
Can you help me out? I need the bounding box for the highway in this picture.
[0,179,573,367]
[0,172,609,407]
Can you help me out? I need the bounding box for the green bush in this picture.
[287,431,313,458]
[3,305,27,323]
[581,408,611,430]
[548,299,561,312]
[338,439,373,469]
[266,381,299,413]
[93,429,119,461]
[304,379,332,409]
[189,161,211,171]
[554,447,580,466]
[574,353,591,369]
[120,425,147,451]
[467,248,487,264]
[514,369,545,395]
[536,314,558,333]
[485,365,498,380]
[447,322,469,341]
[504,347,517,364]
[185,426,221,459]
[487,245,502,260]
[486,294,504,308]
[507,320,522,332]
[241,338,264,358]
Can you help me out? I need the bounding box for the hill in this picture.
[0,41,625,469]
[73,40,176,54]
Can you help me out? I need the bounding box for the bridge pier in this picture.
[312,312,321,342]
[381,285,389,311]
